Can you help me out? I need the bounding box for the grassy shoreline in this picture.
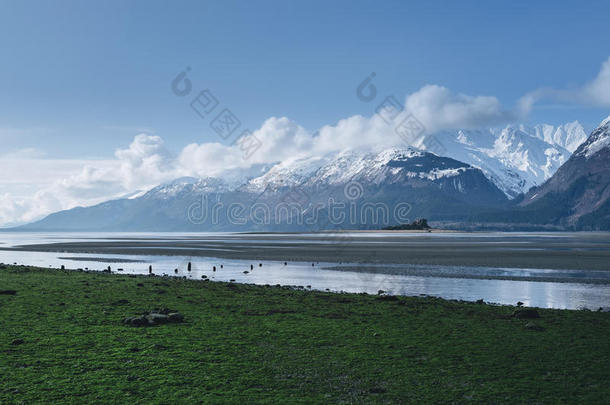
[1,265,609,403]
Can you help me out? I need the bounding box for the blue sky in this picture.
[1,0,609,225]
[1,0,609,158]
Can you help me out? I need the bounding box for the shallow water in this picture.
[1,232,609,310]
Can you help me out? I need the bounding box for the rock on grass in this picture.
[123,309,184,327]
[525,321,545,331]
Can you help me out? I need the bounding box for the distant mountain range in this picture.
[14,118,610,231]
[420,121,587,198]
[510,117,610,229]
[17,149,508,231]
[459,117,610,230]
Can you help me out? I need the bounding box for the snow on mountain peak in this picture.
[369,147,423,167]
[242,155,328,192]
[140,120,592,201]
[426,124,578,198]
[576,116,610,158]
[524,121,587,153]
[166,176,200,186]
[294,146,467,189]
[145,176,231,199]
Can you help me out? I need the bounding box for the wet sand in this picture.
[57,256,145,263]
[3,232,610,271]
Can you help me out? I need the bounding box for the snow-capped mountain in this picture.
[242,149,430,192]
[240,121,587,199]
[303,148,482,186]
[15,120,597,231]
[420,122,587,198]
[241,147,505,204]
[306,149,426,186]
[573,116,610,158]
[525,121,588,153]
[242,156,329,192]
[492,116,610,230]
[143,177,231,200]
[19,148,508,231]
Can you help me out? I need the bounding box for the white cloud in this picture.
[0,84,523,226]
[177,117,315,177]
[0,135,181,226]
[114,134,177,190]
[404,85,517,133]
[582,57,610,106]
[520,56,610,111]
[5,57,610,227]
[6,58,609,227]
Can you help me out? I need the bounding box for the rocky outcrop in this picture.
[123,309,185,327]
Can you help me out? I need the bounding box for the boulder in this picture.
[123,316,149,327]
[146,313,170,324]
[168,312,184,322]
[525,321,545,331]
[123,309,185,327]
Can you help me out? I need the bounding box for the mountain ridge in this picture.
[15,148,509,231]
[420,122,587,198]
[460,116,610,230]
[517,116,610,229]
[9,119,605,232]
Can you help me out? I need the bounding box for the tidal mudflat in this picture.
[1,232,609,309]
[4,231,610,270]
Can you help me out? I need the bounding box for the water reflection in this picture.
[0,248,607,310]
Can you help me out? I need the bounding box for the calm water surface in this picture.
[1,232,609,310]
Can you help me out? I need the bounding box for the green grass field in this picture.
[1,265,609,404]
